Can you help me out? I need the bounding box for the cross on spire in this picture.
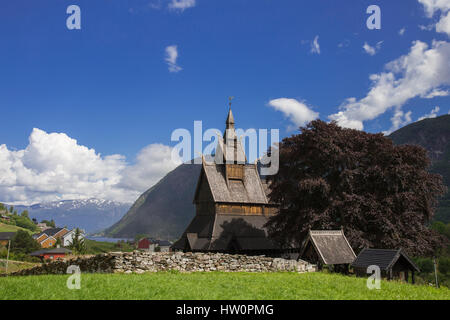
[228,96,234,109]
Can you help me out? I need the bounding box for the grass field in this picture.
[84,239,134,254]
[0,259,39,274]
[0,272,448,300]
[0,222,34,234]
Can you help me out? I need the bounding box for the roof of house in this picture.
[0,232,16,240]
[172,214,279,251]
[39,235,56,244]
[300,230,356,265]
[351,248,420,272]
[157,240,172,246]
[30,248,72,256]
[34,227,67,239]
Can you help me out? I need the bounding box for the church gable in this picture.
[193,167,214,204]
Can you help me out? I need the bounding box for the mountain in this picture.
[104,163,201,240]
[12,199,131,234]
[389,115,450,223]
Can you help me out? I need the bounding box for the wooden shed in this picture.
[299,230,356,271]
[351,248,420,283]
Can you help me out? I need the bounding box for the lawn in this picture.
[0,259,39,274]
[84,239,134,254]
[0,272,448,300]
[0,223,34,234]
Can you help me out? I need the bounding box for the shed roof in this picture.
[351,248,420,272]
[300,230,356,265]
[30,248,72,256]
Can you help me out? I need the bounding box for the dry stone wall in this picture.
[8,251,317,276]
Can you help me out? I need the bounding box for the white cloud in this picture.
[418,106,440,121]
[328,40,450,131]
[310,36,321,54]
[419,24,434,31]
[165,45,182,73]
[399,28,406,36]
[384,108,413,134]
[419,0,450,36]
[338,39,350,48]
[423,88,450,98]
[0,129,181,204]
[363,41,383,56]
[436,10,450,36]
[168,0,196,11]
[268,98,319,130]
[119,144,181,192]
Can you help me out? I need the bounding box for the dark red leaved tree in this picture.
[266,120,446,256]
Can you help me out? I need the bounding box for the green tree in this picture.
[12,215,38,232]
[439,257,450,274]
[69,228,86,254]
[21,210,29,218]
[11,230,40,254]
[9,206,13,213]
[53,237,62,248]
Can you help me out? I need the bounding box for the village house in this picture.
[172,109,283,256]
[33,227,69,248]
[138,237,172,252]
[33,227,85,248]
[61,228,85,247]
[36,222,50,232]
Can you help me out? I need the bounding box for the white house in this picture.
[62,229,85,247]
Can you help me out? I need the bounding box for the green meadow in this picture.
[1,272,448,300]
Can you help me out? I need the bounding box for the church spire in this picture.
[226,96,235,129]
[226,108,235,129]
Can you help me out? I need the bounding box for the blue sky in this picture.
[1,0,449,204]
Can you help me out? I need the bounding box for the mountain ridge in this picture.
[389,114,450,223]
[9,198,131,234]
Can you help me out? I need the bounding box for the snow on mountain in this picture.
[10,199,131,234]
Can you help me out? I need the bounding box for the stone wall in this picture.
[8,251,317,276]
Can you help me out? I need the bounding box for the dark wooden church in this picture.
[172,109,282,255]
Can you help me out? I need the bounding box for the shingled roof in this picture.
[300,230,356,265]
[34,227,66,239]
[351,248,420,272]
[199,163,268,204]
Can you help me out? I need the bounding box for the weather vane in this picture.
[228,96,235,109]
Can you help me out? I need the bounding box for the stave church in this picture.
[172,109,284,256]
